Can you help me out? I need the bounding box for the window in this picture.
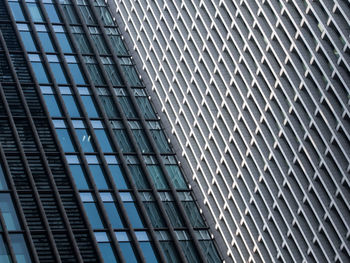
[17,24,37,52]
[0,235,11,263]
[61,1,79,24]
[43,2,61,23]
[125,156,149,189]
[78,87,99,117]
[101,57,122,86]
[111,121,134,153]
[135,231,159,263]
[86,156,109,189]
[29,54,49,83]
[0,164,7,190]
[81,193,104,229]
[40,86,62,116]
[53,26,73,53]
[100,193,124,229]
[145,156,169,189]
[0,193,21,231]
[155,231,181,263]
[65,56,85,85]
[47,55,67,84]
[159,192,184,228]
[72,120,94,152]
[129,121,152,153]
[9,234,32,263]
[35,24,55,53]
[178,192,205,228]
[9,2,26,21]
[53,119,76,152]
[120,193,144,228]
[72,26,92,54]
[196,231,221,263]
[69,164,90,190]
[93,0,114,26]
[105,156,128,189]
[27,2,44,22]
[89,27,109,55]
[113,88,137,118]
[59,86,81,117]
[91,120,114,153]
[96,88,120,118]
[94,232,118,263]
[162,156,187,189]
[77,0,96,25]
[84,56,105,85]
[115,232,138,263]
[139,192,165,228]
[133,88,156,119]
[119,57,142,86]
[147,121,171,153]
[106,28,128,56]
[176,231,200,263]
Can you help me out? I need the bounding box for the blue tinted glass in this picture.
[56,129,75,152]
[108,165,128,189]
[123,203,144,228]
[147,165,169,189]
[81,96,99,117]
[140,242,159,263]
[165,166,187,189]
[129,165,149,189]
[9,234,32,263]
[94,130,113,153]
[119,243,137,263]
[68,64,85,85]
[56,33,72,53]
[19,32,36,52]
[69,164,89,190]
[44,4,61,23]
[50,63,67,84]
[38,33,55,52]
[160,242,180,263]
[104,203,123,229]
[27,3,44,22]
[0,235,11,263]
[0,194,21,231]
[113,130,134,152]
[89,165,108,189]
[98,243,118,263]
[75,129,94,152]
[0,165,8,190]
[62,96,80,117]
[83,203,104,228]
[43,95,61,116]
[9,2,25,21]
[32,62,49,83]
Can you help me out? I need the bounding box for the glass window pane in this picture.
[0,235,11,263]
[132,130,152,153]
[128,165,149,189]
[119,243,137,263]
[43,95,61,116]
[19,32,37,52]
[89,165,108,189]
[150,130,171,153]
[160,242,180,263]
[49,63,67,84]
[0,193,21,231]
[182,202,205,228]
[62,95,81,117]
[139,242,159,263]
[9,2,25,21]
[123,203,144,228]
[44,4,61,23]
[73,30,91,53]
[90,31,109,54]
[31,62,49,83]
[27,3,44,22]
[118,96,136,118]
[180,241,200,263]
[78,5,96,24]
[147,165,169,189]
[0,165,7,190]
[56,129,75,152]
[83,203,104,228]
[108,165,128,189]
[98,243,118,263]
[94,129,113,153]
[99,96,119,118]
[95,7,114,26]
[75,129,94,152]
[165,165,187,189]
[9,234,32,263]
[113,130,133,153]
[38,32,55,53]
[163,202,184,228]
[81,96,99,117]
[103,64,122,86]
[136,97,156,119]
[56,33,72,53]
[107,34,128,56]
[68,64,85,85]
[122,66,141,86]
[69,164,89,190]
[143,202,165,228]
[104,203,123,229]
[199,241,221,263]
[86,63,105,85]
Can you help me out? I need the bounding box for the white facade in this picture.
[109,0,350,262]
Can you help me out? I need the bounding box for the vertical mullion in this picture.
[0,206,18,263]
[86,1,208,261]
[50,2,169,263]
[0,30,62,262]
[2,1,102,261]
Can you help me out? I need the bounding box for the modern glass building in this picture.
[111,0,350,263]
[0,0,221,262]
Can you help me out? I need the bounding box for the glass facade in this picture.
[0,0,220,262]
